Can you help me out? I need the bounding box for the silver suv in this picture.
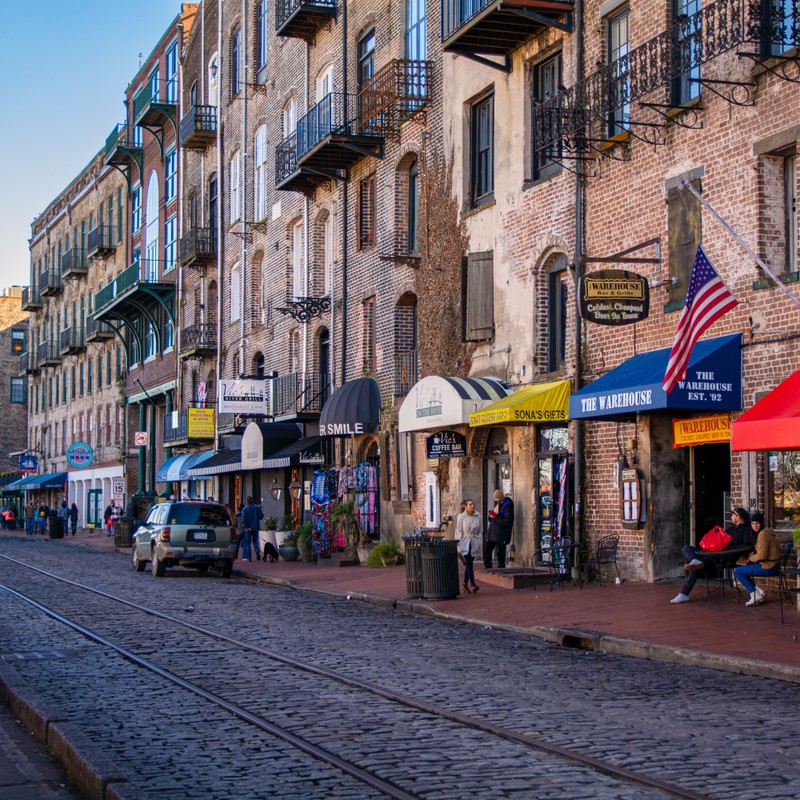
[132,501,237,578]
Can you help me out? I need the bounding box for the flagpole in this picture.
[680,179,800,311]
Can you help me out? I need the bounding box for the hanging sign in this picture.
[672,414,731,448]
[66,442,94,469]
[579,269,649,325]
[425,430,467,459]
[19,454,38,474]
[188,407,215,438]
[219,378,267,415]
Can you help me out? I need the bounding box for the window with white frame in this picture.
[132,185,142,232]
[254,126,268,221]
[230,28,241,96]
[144,172,159,279]
[208,53,219,105]
[145,322,157,360]
[292,220,304,298]
[163,309,174,350]
[316,64,334,102]
[10,377,24,404]
[323,210,334,296]
[231,263,241,321]
[164,215,177,272]
[283,96,297,137]
[165,149,177,204]
[229,152,241,223]
[257,0,268,73]
[165,42,178,103]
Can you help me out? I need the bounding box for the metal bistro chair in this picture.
[579,534,622,588]
[775,540,798,624]
[536,536,576,591]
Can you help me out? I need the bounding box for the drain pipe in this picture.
[239,0,248,374]
[213,0,223,454]
[572,0,585,575]
[340,4,349,386]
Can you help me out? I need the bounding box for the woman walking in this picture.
[456,499,482,594]
[69,502,79,535]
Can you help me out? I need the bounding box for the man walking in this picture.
[24,501,35,536]
[240,496,263,562]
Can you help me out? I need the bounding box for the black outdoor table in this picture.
[697,545,753,602]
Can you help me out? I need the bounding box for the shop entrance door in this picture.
[87,489,102,528]
[691,443,730,545]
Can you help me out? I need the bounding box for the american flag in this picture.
[663,246,738,394]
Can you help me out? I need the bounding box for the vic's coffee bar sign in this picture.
[579,270,649,325]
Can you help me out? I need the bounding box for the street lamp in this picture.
[270,478,282,500]
[289,478,302,501]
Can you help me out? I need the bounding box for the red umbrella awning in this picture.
[731,369,800,451]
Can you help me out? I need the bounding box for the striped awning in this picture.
[157,450,214,483]
[398,376,509,432]
[188,449,242,477]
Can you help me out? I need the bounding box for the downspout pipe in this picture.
[240,0,248,375]
[573,0,585,571]
[214,0,223,455]
[340,3,348,386]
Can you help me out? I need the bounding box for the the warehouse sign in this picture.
[673,414,731,448]
[579,270,649,325]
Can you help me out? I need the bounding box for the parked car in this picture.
[131,501,237,578]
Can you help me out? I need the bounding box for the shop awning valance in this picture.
[570,334,742,420]
[262,436,326,469]
[17,472,67,489]
[241,422,303,469]
[731,368,800,451]
[3,477,29,490]
[189,449,242,477]
[399,376,509,432]
[469,380,571,427]
[320,378,381,436]
[157,450,214,483]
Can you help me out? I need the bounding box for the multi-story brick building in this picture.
[23,151,127,525]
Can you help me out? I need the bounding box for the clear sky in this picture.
[0,1,184,292]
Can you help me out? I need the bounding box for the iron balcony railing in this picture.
[133,78,178,123]
[394,350,418,396]
[95,259,160,311]
[178,104,217,147]
[276,0,338,30]
[272,371,331,417]
[179,323,217,355]
[87,226,115,257]
[275,132,299,184]
[358,59,431,128]
[22,286,42,310]
[18,352,29,376]
[85,314,114,341]
[105,123,141,161]
[59,325,85,354]
[533,0,798,154]
[164,405,217,443]
[61,247,86,276]
[39,266,62,295]
[179,227,217,266]
[296,92,383,158]
[37,340,60,367]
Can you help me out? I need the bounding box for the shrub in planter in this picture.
[296,521,314,562]
[366,540,405,568]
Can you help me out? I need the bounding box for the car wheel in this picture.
[151,550,166,577]
[132,545,146,572]
[196,565,209,574]
[220,561,233,579]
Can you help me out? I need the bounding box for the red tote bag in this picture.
[698,525,732,552]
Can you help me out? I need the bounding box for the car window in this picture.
[168,503,231,526]
[145,506,161,525]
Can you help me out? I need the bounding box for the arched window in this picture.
[253,352,265,377]
[230,28,241,96]
[254,126,268,221]
[144,172,159,281]
[283,96,297,137]
[292,219,304,298]
[208,53,219,106]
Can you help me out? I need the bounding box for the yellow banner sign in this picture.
[188,407,215,438]
[672,414,731,448]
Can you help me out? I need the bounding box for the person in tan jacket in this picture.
[733,513,781,607]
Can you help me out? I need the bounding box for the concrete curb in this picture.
[0,661,128,799]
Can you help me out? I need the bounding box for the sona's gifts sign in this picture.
[66,442,94,468]
[579,270,649,325]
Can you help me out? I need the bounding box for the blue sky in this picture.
[0,1,182,291]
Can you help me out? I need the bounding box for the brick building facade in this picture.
[0,289,28,477]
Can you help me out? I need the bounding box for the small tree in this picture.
[330,492,366,558]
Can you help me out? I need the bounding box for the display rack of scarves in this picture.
[355,461,378,535]
[310,469,331,554]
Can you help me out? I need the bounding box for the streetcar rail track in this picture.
[0,555,715,800]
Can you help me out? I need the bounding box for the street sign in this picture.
[134,432,147,446]
[19,453,38,474]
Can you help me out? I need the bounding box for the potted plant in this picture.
[330,493,369,563]
[278,529,299,561]
[366,540,405,568]
[274,514,295,548]
[296,521,315,562]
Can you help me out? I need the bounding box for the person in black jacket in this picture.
[671,506,753,604]
[484,489,514,569]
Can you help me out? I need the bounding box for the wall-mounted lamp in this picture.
[289,478,302,501]
[649,276,679,288]
[270,478,282,500]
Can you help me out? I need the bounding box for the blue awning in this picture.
[157,450,214,483]
[570,334,742,420]
[16,472,67,489]
[3,477,29,490]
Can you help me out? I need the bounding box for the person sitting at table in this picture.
[670,506,753,604]
[733,512,780,607]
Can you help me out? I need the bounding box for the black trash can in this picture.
[114,518,133,547]
[403,534,426,598]
[48,516,65,539]
[421,538,460,599]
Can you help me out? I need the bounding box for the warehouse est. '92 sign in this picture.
[66,442,94,469]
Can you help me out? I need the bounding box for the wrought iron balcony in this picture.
[39,267,62,297]
[179,104,217,149]
[61,247,87,279]
[19,351,39,376]
[179,227,217,268]
[105,124,143,170]
[275,0,337,42]
[37,340,61,368]
[275,92,384,193]
[358,60,432,130]
[21,286,42,311]
[394,350,418,396]
[275,133,321,193]
[533,0,796,160]
[94,259,175,324]
[59,325,85,355]
[179,323,217,359]
[163,406,216,444]
[441,0,573,70]
[87,226,116,258]
[85,314,115,342]
[133,78,178,128]
[272,371,331,418]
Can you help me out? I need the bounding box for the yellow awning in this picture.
[469,380,571,427]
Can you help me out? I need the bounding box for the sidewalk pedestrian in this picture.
[24,502,35,536]
[36,503,48,535]
[484,489,514,569]
[456,499,481,594]
[671,507,753,604]
[57,501,69,525]
[240,496,263,561]
[69,502,79,535]
[103,503,114,537]
[733,512,781,607]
